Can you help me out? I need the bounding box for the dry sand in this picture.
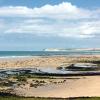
[13,76,100,98]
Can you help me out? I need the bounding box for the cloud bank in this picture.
[0,2,100,38]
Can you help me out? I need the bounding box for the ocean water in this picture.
[0,51,100,58]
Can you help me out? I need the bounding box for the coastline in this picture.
[0,55,100,98]
[0,55,100,69]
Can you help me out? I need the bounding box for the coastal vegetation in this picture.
[0,96,99,100]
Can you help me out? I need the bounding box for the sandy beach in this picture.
[0,55,100,98]
[13,76,100,98]
[0,55,100,69]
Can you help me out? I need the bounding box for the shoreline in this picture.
[0,55,99,69]
[0,55,100,98]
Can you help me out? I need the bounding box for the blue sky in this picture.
[0,0,100,8]
[0,0,100,51]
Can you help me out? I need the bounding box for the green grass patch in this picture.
[0,96,100,100]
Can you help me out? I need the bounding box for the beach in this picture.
[13,76,100,98]
[0,55,100,69]
[0,55,100,98]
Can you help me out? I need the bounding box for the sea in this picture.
[0,50,100,58]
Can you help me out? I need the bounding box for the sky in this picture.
[0,0,100,51]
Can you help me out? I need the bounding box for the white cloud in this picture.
[0,2,100,38]
[0,2,92,19]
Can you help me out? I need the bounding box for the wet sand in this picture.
[0,55,100,69]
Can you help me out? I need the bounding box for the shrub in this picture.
[17,76,27,82]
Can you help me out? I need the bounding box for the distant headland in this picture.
[44,48,100,51]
